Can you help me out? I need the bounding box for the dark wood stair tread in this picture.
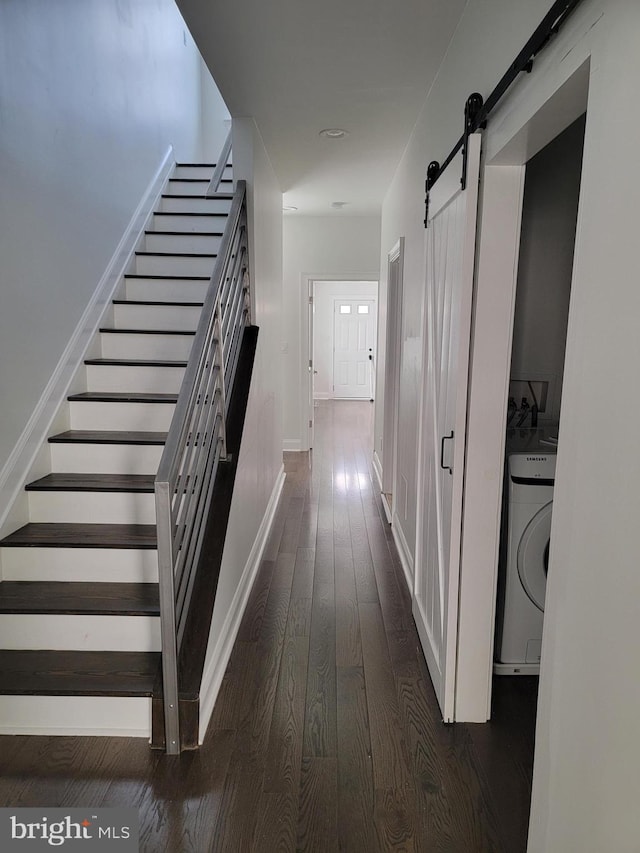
[0,581,159,615]
[144,230,223,237]
[0,522,156,549]
[135,251,217,258]
[26,473,155,493]
[0,650,160,696]
[84,357,187,367]
[49,430,167,445]
[68,391,178,403]
[124,274,210,280]
[153,212,227,218]
[161,193,233,200]
[111,299,203,308]
[98,328,195,337]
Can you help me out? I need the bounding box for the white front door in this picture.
[414,134,482,722]
[333,299,376,399]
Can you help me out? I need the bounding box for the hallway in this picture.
[0,401,536,851]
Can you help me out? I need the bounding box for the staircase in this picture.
[0,161,235,740]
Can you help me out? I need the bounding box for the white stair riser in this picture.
[69,400,175,431]
[50,441,164,475]
[160,196,232,214]
[135,254,215,277]
[125,277,209,303]
[86,363,186,394]
[0,696,151,738]
[1,547,158,584]
[152,213,228,233]
[0,614,160,651]
[145,232,222,254]
[100,331,194,360]
[28,490,156,525]
[173,165,232,180]
[113,303,201,332]
[167,180,217,196]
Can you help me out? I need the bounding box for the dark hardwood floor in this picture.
[0,400,537,851]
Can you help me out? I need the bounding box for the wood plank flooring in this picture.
[0,400,537,851]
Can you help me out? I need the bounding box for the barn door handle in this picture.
[440,431,454,475]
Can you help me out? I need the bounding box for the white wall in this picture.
[0,0,229,478]
[510,115,585,422]
[282,215,380,448]
[199,117,284,741]
[313,281,378,399]
[380,0,640,849]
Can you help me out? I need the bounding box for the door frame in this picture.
[456,58,591,721]
[380,239,404,522]
[302,273,379,451]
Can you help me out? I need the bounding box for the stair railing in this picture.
[206,129,233,197]
[155,177,250,754]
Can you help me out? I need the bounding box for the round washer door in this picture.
[517,501,552,612]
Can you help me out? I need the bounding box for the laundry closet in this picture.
[494,114,586,674]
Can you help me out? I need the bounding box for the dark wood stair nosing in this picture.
[111,299,204,308]
[48,430,167,446]
[0,650,161,698]
[25,473,155,494]
[98,327,196,336]
[144,230,223,238]
[84,357,188,367]
[0,581,159,617]
[124,274,210,281]
[67,391,178,403]
[0,522,157,550]
[135,251,217,259]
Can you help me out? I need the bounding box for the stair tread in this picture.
[161,193,234,200]
[26,473,155,493]
[145,230,223,237]
[0,522,156,549]
[49,430,167,445]
[99,328,195,336]
[153,212,227,218]
[168,178,232,183]
[135,250,217,258]
[84,358,188,367]
[0,581,159,615]
[68,391,178,403]
[0,649,160,696]
[112,299,204,308]
[124,273,210,281]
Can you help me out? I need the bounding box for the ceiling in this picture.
[176,0,468,216]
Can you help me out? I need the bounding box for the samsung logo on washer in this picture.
[0,808,138,850]
[526,456,547,462]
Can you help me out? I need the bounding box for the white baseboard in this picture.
[283,439,302,452]
[372,450,383,491]
[198,465,286,743]
[0,147,175,537]
[313,392,331,400]
[391,515,414,595]
[380,492,393,524]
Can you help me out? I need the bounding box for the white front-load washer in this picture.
[494,451,556,675]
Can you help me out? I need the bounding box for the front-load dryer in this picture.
[494,451,556,675]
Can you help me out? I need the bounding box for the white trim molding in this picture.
[198,465,286,743]
[391,515,414,595]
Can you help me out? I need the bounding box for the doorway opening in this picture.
[494,114,586,678]
[307,280,378,450]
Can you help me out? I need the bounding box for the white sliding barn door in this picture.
[414,134,481,722]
